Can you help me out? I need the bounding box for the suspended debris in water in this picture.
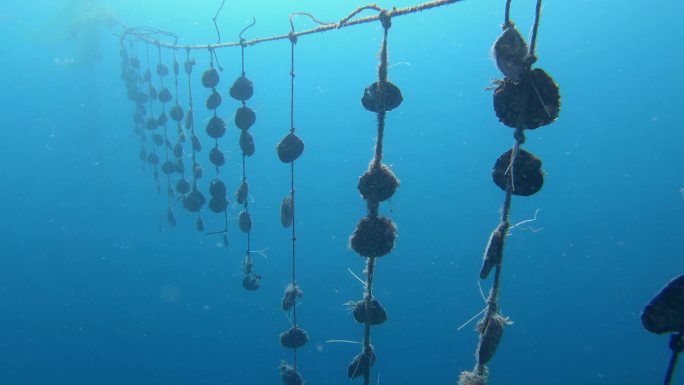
[282,283,303,311]
[492,24,528,82]
[279,326,309,349]
[491,148,543,196]
[358,163,400,203]
[361,81,403,113]
[276,133,304,163]
[280,196,294,228]
[350,215,397,258]
[229,76,254,101]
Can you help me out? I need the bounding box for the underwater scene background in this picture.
[0,0,683,384]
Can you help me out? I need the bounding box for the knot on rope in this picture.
[288,32,298,45]
[379,9,392,30]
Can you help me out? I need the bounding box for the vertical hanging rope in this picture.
[347,9,402,385]
[459,1,559,384]
[169,48,190,208]
[180,48,207,230]
[275,14,328,385]
[143,42,161,194]
[230,19,260,291]
[155,44,177,227]
[203,47,230,245]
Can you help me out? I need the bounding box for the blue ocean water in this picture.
[0,0,683,384]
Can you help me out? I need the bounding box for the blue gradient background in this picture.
[0,1,682,384]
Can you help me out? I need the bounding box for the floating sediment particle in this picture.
[491,148,544,196]
[492,24,528,82]
[239,130,255,156]
[347,348,376,379]
[358,163,399,203]
[282,283,303,311]
[279,326,309,349]
[350,215,397,258]
[238,210,252,233]
[361,80,403,113]
[276,133,304,163]
[229,75,254,101]
[351,298,388,325]
[235,106,256,130]
[280,196,294,228]
[493,68,560,129]
[201,68,219,88]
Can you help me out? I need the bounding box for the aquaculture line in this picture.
[116,1,561,384]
